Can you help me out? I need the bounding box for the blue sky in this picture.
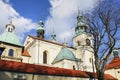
[8,0,50,21]
[0,0,98,46]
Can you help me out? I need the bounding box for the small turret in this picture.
[37,19,44,39]
[113,50,119,59]
[5,20,15,33]
[0,20,21,46]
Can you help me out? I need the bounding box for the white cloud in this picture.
[45,0,98,45]
[0,0,99,46]
[0,0,37,44]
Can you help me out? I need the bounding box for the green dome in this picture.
[52,47,77,64]
[0,32,21,46]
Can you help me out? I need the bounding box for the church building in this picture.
[0,11,118,80]
[23,12,95,72]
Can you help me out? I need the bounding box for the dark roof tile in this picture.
[0,60,117,80]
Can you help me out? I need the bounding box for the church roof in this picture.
[28,35,75,49]
[0,60,117,80]
[0,32,21,46]
[105,57,120,70]
[52,47,78,64]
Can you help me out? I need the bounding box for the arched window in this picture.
[43,51,47,64]
[86,39,91,46]
[77,41,80,46]
[8,49,14,56]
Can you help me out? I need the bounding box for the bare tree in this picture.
[83,0,120,80]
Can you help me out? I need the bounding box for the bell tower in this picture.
[73,10,94,72]
[37,19,44,39]
[73,10,91,48]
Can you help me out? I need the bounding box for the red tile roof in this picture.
[0,60,88,77]
[105,74,118,80]
[22,49,31,57]
[106,58,120,70]
[0,60,117,80]
[28,35,76,49]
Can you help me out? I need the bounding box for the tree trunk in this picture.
[98,71,104,80]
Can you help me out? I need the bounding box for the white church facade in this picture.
[22,12,95,72]
[0,12,95,73]
[1,11,119,80]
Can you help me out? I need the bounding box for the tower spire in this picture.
[51,28,56,42]
[75,10,87,36]
[37,19,44,39]
[5,17,15,33]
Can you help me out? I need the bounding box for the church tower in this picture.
[73,10,94,72]
[37,19,44,39]
[73,10,91,48]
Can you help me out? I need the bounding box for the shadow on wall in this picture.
[38,75,51,80]
[0,72,13,80]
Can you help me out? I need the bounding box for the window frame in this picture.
[43,51,48,64]
[8,49,14,56]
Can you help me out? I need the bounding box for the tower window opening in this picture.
[81,26,83,30]
[8,28,11,32]
[8,27,13,32]
[77,41,80,46]
[86,39,91,46]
